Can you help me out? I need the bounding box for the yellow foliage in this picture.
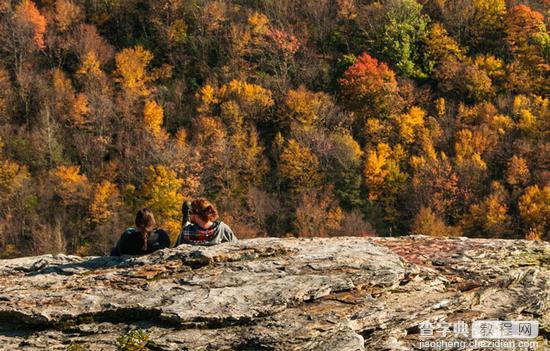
[512,95,530,114]
[461,181,512,237]
[197,81,273,122]
[398,106,426,144]
[517,109,538,135]
[52,68,73,96]
[141,165,184,236]
[220,100,244,129]
[518,185,549,239]
[411,207,459,237]
[72,93,89,123]
[364,118,393,144]
[163,219,181,244]
[475,55,505,81]
[193,116,227,153]
[436,98,446,119]
[0,159,30,198]
[506,155,530,186]
[511,95,548,137]
[77,51,102,77]
[143,100,167,143]
[284,86,330,127]
[363,144,389,200]
[426,23,463,62]
[489,114,514,135]
[473,0,506,31]
[229,128,267,185]
[363,143,408,201]
[338,133,363,161]
[114,46,154,97]
[196,85,219,114]
[218,80,274,114]
[279,139,321,190]
[89,180,121,224]
[248,12,269,34]
[51,165,90,205]
[167,19,187,45]
[175,129,188,149]
[455,129,490,160]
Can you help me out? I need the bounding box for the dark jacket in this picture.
[175,220,237,246]
[110,227,171,256]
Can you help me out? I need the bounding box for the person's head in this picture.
[190,198,218,224]
[135,208,156,234]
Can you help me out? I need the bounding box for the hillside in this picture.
[0,0,549,258]
[0,236,548,350]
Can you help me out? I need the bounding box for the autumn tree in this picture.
[197,80,274,124]
[50,165,90,206]
[86,180,124,254]
[423,23,464,73]
[49,165,91,251]
[53,0,82,33]
[278,139,322,192]
[339,53,400,136]
[410,152,460,223]
[143,100,168,145]
[140,165,184,240]
[283,86,333,129]
[410,206,460,237]
[15,0,47,50]
[518,185,549,240]
[461,182,513,238]
[294,188,344,237]
[505,6,549,72]
[506,155,530,188]
[114,46,154,97]
[363,143,408,228]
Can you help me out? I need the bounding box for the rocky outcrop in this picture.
[0,236,548,350]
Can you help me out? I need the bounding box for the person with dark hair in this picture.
[111,208,171,256]
[176,198,237,246]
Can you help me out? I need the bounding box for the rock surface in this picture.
[0,236,548,350]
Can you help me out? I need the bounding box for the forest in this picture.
[0,0,548,257]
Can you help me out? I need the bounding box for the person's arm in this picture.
[221,223,237,242]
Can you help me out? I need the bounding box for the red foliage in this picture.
[267,29,300,56]
[338,53,399,116]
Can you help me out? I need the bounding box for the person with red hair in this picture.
[176,198,237,246]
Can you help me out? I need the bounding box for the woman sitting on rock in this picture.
[111,208,171,256]
[176,198,237,246]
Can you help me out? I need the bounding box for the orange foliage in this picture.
[267,28,300,56]
[506,5,547,65]
[51,165,90,205]
[15,0,47,49]
[339,53,399,116]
